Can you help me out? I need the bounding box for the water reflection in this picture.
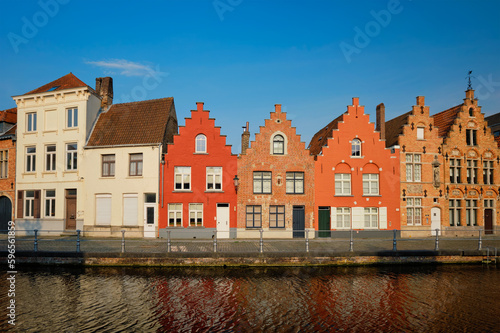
[1,265,499,332]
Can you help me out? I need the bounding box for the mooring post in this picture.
[434,229,439,251]
[392,229,397,251]
[76,229,81,253]
[478,229,482,251]
[34,229,38,252]
[349,229,354,252]
[167,230,171,253]
[306,229,309,253]
[259,229,264,253]
[213,230,217,253]
[121,230,125,253]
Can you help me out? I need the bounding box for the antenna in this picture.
[466,70,475,90]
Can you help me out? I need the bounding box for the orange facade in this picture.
[158,102,237,239]
[310,98,400,233]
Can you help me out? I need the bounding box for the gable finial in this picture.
[466,70,475,90]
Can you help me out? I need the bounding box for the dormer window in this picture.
[273,135,284,155]
[195,134,206,153]
[351,138,361,157]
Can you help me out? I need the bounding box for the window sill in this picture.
[334,195,353,197]
[63,128,79,133]
[43,130,57,135]
[350,156,364,159]
[285,192,305,195]
[187,226,205,228]
[63,170,78,174]
[42,171,56,176]
[23,132,38,136]
[253,192,272,195]
[22,172,36,176]
[193,152,208,155]
[362,195,381,197]
[173,190,193,193]
[205,190,224,193]
[127,175,143,179]
[100,176,115,179]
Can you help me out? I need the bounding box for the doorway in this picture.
[431,207,441,236]
[485,209,493,235]
[293,206,305,238]
[65,189,77,230]
[216,203,230,239]
[0,196,12,233]
[318,207,330,238]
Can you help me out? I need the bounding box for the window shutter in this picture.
[379,207,388,229]
[123,194,138,226]
[96,195,112,225]
[17,191,23,218]
[34,190,41,218]
[330,207,337,229]
[352,207,363,229]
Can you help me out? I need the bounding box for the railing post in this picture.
[392,229,397,252]
[167,230,171,253]
[478,229,482,251]
[213,230,217,253]
[259,229,263,253]
[121,230,125,253]
[349,229,354,252]
[305,229,309,253]
[34,229,38,252]
[434,229,439,251]
[76,229,81,253]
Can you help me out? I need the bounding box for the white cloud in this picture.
[85,59,160,77]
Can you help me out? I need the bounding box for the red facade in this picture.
[310,98,400,233]
[158,102,237,238]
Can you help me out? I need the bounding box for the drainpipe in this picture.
[159,143,164,208]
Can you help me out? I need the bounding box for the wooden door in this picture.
[0,196,11,234]
[65,190,77,230]
[318,207,330,237]
[485,209,493,234]
[293,206,305,238]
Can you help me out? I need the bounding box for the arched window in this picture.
[273,135,284,155]
[195,134,206,153]
[351,139,361,157]
[469,107,474,117]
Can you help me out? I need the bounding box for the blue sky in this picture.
[1,0,499,152]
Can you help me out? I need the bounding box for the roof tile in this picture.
[0,107,17,123]
[432,105,461,138]
[384,111,411,148]
[24,73,89,95]
[308,113,344,156]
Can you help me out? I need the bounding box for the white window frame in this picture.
[405,153,421,182]
[362,174,379,195]
[449,199,462,226]
[206,167,222,191]
[483,160,494,185]
[168,203,183,227]
[66,107,78,128]
[25,190,35,218]
[336,207,351,229]
[406,198,422,226]
[189,203,203,227]
[272,134,284,155]
[0,150,8,178]
[364,207,378,228]
[466,159,478,184]
[466,129,477,146]
[45,145,56,172]
[195,134,207,153]
[44,190,56,217]
[66,143,78,171]
[466,199,478,226]
[27,112,37,132]
[26,146,36,172]
[449,159,461,184]
[335,173,351,195]
[351,138,361,157]
[174,167,191,191]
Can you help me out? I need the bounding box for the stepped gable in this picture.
[308,113,344,156]
[384,111,411,148]
[432,105,461,138]
[24,73,89,95]
[87,97,174,146]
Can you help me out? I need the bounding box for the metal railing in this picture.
[1,228,499,255]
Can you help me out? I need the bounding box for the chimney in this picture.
[376,103,385,140]
[416,96,425,106]
[241,122,250,155]
[96,77,113,109]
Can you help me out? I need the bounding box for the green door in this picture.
[318,207,330,238]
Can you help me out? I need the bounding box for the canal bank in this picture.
[3,249,497,267]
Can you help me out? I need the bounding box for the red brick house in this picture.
[309,98,400,235]
[0,108,17,232]
[159,102,237,239]
[434,89,500,235]
[385,96,445,237]
[237,104,315,238]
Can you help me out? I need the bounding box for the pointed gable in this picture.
[24,73,89,95]
[87,97,177,148]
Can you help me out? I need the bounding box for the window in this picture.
[253,171,272,194]
[25,190,35,218]
[469,107,474,117]
[270,205,285,228]
[485,199,494,208]
[273,135,284,155]
[483,160,494,185]
[145,193,156,203]
[449,199,462,226]
[362,174,379,195]
[286,172,304,194]
[0,150,8,178]
[351,139,361,157]
[466,159,478,184]
[364,208,378,228]
[123,194,138,226]
[26,146,36,172]
[27,112,37,132]
[168,203,182,227]
[336,207,351,229]
[466,200,478,226]
[129,153,143,176]
[405,154,421,182]
[189,203,203,227]
[206,167,222,190]
[466,129,477,146]
[45,145,56,172]
[67,108,78,128]
[174,167,191,190]
[102,154,115,177]
[96,194,112,225]
[66,143,77,170]
[335,173,351,195]
[417,127,424,140]
[406,198,422,226]
[449,159,461,184]
[44,190,55,217]
[246,205,262,228]
[195,134,206,153]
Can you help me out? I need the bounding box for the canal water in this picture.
[1,265,499,332]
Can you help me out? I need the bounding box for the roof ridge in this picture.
[111,97,174,107]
